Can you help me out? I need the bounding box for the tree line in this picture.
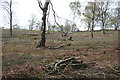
[0,0,120,40]
[70,0,120,38]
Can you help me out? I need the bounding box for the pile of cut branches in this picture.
[45,57,88,74]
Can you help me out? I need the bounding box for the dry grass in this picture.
[2,29,119,78]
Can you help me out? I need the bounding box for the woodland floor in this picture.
[2,29,120,79]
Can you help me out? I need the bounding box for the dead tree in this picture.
[36,0,50,48]
[10,0,12,36]
[0,0,13,36]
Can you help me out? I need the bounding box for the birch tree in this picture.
[0,0,13,36]
[36,0,50,47]
[83,2,100,38]
[99,1,109,34]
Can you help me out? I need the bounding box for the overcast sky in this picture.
[0,0,83,29]
[0,0,119,30]
[14,0,74,28]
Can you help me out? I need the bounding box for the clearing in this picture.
[2,29,120,79]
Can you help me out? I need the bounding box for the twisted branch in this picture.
[37,0,43,11]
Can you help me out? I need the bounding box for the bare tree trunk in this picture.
[101,11,105,34]
[101,2,108,34]
[115,25,118,31]
[88,22,90,32]
[91,21,94,38]
[101,8,105,34]
[36,1,50,48]
[102,21,105,34]
[10,0,12,36]
[91,3,95,38]
[40,11,47,47]
[47,25,50,34]
[115,8,119,31]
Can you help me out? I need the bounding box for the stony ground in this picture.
[2,29,120,79]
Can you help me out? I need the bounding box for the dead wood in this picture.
[48,43,71,49]
[62,32,68,36]
[54,57,75,71]
[68,36,73,41]
[46,57,88,74]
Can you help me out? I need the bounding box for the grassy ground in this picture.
[2,29,120,78]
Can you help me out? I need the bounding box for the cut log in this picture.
[54,57,75,70]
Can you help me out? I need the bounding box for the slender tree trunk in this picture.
[48,25,50,34]
[91,20,94,38]
[91,3,95,38]
[39,12,46,47]
[102,21,105,34]
[101,11,105,34]
[10,0,12,36]
[115,24,118,31]
[115,8,119,31]
[36,1,50,48]
[101,2,108,34]
[88,22,90,32]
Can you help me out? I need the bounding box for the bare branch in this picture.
[0,3,10,9]
[3,15,10,24]
[1,1,10,6]
[1,6,10,14]
[37,0,43,11]
[50,2,61,27]
[0,1,10,14]
[0,0,13,36]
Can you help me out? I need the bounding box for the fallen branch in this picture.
[68,36,73,41]
[46,57,88,74]
[54,57,75,71]
[48,43,71,49]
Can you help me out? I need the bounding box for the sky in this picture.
[0,0,119,30]
[0,0,81,29]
